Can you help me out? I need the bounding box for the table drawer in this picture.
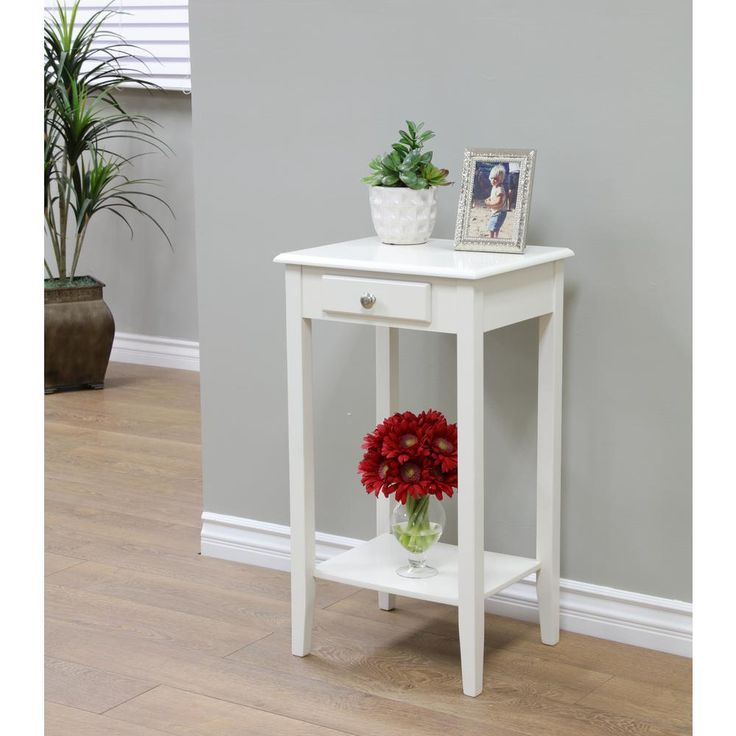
[319,274,431,322]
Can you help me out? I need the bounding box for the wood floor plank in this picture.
[46,702,172,736]
[328,590,693,693]
[226,609,611,705]
[45,499,202,553]
[46,547,356,611]
[45,421,202,470]
[46,479,202,528]
[107,685,355,736]
[45,398,201,445]
[46,448,201,496]
[93,361,201,412]
[45,656,157,714]
[225,620,682,736]
[46,619,528,736]
[47,560,292,630]
[577,676,692,734]
[45,526,95,557]
[46,583,271,657]
[46,553,84,576]
[45,426,201,487]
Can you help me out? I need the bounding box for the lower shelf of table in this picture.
[314,533,541,606]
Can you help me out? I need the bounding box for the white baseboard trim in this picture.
[201,511,692,658]
[111,332,200,372]
[485,572,691,658]
[201,511,356,572]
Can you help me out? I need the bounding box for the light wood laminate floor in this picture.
[45,362,692,735]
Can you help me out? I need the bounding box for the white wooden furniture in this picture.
[275,237,573,697]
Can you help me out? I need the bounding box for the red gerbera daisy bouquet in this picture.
[358,410,457,567]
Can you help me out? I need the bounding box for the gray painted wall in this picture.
[190,0,691,601]
[46,89,198,341]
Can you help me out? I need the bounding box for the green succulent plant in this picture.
[362,120,450,190]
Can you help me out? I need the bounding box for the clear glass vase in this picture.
[391,495,446,578]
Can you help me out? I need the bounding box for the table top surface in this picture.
[274,237,574,281]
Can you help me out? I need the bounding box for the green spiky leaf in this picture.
[44,0,173,278]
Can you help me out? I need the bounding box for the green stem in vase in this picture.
[398,496,414,549]
[404,495,431,553]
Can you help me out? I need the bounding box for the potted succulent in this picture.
[44,1,171,393]
[362,121,450,245]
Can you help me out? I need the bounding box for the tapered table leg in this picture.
[375,326,398,611]
[285,265,316,656]
[456,283,485,696]
[536,262,564,645]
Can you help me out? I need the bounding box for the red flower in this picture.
[377,411,427,463]
[430,421,458,473]
[358,409,457,504]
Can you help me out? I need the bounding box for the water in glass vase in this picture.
[391,495,446,578]
[392,521,443,554]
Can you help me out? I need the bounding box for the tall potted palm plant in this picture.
[44,1,172,393]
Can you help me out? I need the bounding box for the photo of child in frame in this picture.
[455,148,535,254]
[467,160,521,241]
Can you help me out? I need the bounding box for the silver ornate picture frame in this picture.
[454,148,536,254]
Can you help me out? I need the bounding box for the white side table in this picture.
[275,237,573,697]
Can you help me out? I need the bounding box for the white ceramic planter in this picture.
[369,186,438,245]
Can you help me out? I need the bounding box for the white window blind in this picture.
[45,1,191,91]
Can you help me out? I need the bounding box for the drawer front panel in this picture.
[319,275,431,322]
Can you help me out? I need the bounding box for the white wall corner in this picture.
[200,511,692,658]
[111,332,200,372]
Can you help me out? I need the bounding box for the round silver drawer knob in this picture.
[360,292,376,309]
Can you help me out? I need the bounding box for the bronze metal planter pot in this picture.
[45,277,115,394]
